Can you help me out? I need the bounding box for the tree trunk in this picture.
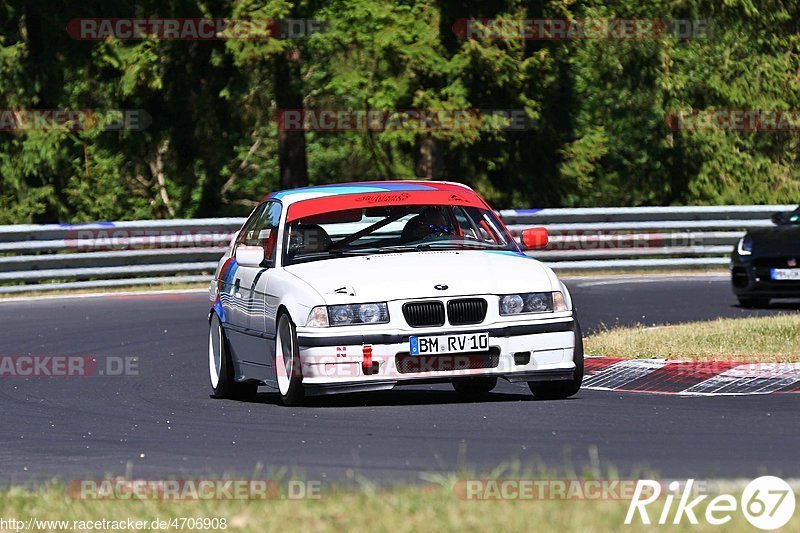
[416,135,442,180]
[274,48,309,190]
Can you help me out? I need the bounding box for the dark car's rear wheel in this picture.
[209,313,257,400]
[738,296,770,308]
[452,377,497,397]
[528,321,584,400]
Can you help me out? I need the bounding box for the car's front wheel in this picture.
[275,312,305,406]
[528,321,584,400]
[209,313,257,400]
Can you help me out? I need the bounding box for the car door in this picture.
[248,202,283,386]
[222,202,269,380]
[220,202,266,334]
[225,201,281,383]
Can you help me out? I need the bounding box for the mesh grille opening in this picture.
[395,347,500,374]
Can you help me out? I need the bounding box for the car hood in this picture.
[747,226,800,257]
[284,250,558,304]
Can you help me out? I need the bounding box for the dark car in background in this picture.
[731,206,800,307]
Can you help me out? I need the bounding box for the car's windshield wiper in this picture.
[289,242,505,264]
[412,240,503,250]
[290,246,415,262]
[334,246,417,255]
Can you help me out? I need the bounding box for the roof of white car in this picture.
[264,180,475,206]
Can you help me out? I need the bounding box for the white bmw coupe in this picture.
[209,181,582,405]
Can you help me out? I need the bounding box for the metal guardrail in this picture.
[503,205,793,271]
[0,219,242,293]
[0,205,793,293]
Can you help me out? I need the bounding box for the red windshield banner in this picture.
[286,190,487,221]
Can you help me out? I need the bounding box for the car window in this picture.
[235,203,268,250]
[236,201,282,265]
[452,206,479,240]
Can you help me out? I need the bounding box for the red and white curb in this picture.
[583,357,800,395]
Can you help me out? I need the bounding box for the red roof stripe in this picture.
[286,189,487,222]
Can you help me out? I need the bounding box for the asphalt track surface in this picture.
[1,274,798,486]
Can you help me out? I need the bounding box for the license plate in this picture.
[409,332,489,355]
[771,268,800,280]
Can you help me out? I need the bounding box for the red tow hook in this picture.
[362,345,373,375]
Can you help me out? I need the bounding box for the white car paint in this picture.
[209,181,579,397]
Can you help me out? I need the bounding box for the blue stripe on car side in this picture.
[213,296,226,323]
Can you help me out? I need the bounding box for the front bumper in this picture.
[295,317,577,395]
[731,259,800,298]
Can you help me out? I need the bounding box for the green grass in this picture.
[585,314,800,362]
[2,480,796,532]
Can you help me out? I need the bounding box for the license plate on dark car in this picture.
[771,268,800,280]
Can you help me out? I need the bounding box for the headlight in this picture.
[523,292,551,312]
[552,291,567,311]
[499,294,524,315]
[305,306,329,327]
[499,292,568,315]
[306,303,389,327]
[357,303,384,323]
[737,235,753,256]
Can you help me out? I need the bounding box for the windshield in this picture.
[283,204,519,265]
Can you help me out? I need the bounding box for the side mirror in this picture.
[235,245,265,267]
[770,212,788,226]
[521,227,549,250]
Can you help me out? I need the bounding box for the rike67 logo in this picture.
[625,476,796,530]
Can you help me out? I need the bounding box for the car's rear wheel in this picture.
[209,313,257,400]
[528,321,584,400]
[452,377,497,397]
[738,296,770,308]
[276,312,305,406]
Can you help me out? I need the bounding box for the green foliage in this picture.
[561,0,800,206]
[0,0,798,223]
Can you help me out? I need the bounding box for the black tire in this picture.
[209,313,257,401]
[528,321,584,400]
[738,296,770,309]
[452,377,497,397]
[275,312,305,406]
